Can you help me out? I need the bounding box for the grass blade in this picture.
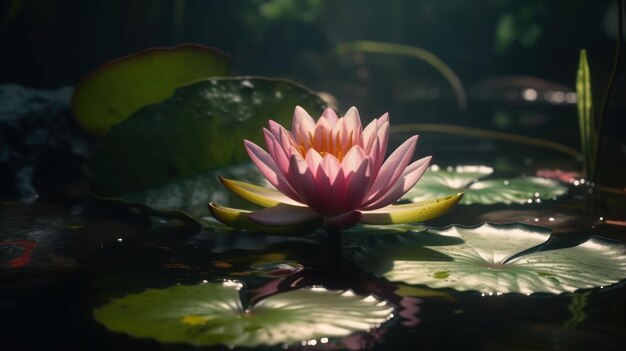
[576,49,596,180]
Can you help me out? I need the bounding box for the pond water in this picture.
[2,1,626,350]
[2,129,625,350]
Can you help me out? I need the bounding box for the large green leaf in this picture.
[403,165,567,205]
[94,281,394,348]
[72,44,231,135]
[90,77,325,195]
[121,163,263,218]
[353,223,626,294]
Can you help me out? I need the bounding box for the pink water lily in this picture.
[209,106,462,231]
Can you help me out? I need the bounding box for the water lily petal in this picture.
[341,145,367,175]
[362,113,389,152]
[321,153,342,184]
[249,204,321,226]
[244,140,300,200]
[219,177,304,207]
[318,154,347,213]
[289,154,324,212]
[267,120,283,139]
[362,118,379,153]
[305,148,323,176]
[208,203,321,234]
[360,192,464,225]
[268,120,295,154]
[292,106,316,145]
[307,149,344,213]
[326,211,362,229]
[372,118,389,173]
[341,107,362,144]
[366,135,418,203]
[344,158,373,210]
[263,129,291,176]
[361,156,432,210]
[322,107,339,126]
[313,117,333,150]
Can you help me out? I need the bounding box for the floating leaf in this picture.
[121,163,263,217]
[72,44,230,135]
[94,281,393,348]
[479,209,602,233]
[90,77,325,195]
[394,284,457,302]
[353,223,626,294]
[403,165,567,205]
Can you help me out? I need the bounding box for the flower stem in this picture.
[327,226,342,263]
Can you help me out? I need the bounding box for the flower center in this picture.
[297,130,354,161]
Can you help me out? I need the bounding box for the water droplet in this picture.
[240,80,254,89]
[320,337,329,344]
[117,238,123,243]
[522,88,538,101]
[503,180,509,185]
[274,91,283,99]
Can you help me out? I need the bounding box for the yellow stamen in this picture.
[297,127,353,161]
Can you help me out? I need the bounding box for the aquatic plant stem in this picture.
[391,123,579,157]
[593,0,624,183]
[335,41,467,110]
[327,226,342,263]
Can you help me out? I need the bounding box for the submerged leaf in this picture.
[353,223,626,294]
[72,44,231,135]
[94,281,394,347]
[90,77,325,195]
[403,165,567,205]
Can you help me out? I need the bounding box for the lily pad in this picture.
[353,223,626,294]
[94,281,394,348]
[72,44,230,135]
[402,165,567,205]
[121,163,264,218]
[90,77,325,195]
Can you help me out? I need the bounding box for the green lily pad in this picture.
[353,223,626,294]
[94,281,394,348]
[90,77,325,195]
[72,44,231,135]
[121,163,263,218]
[402,165,568,205]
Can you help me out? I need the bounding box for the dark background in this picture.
[1,0,624,138]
